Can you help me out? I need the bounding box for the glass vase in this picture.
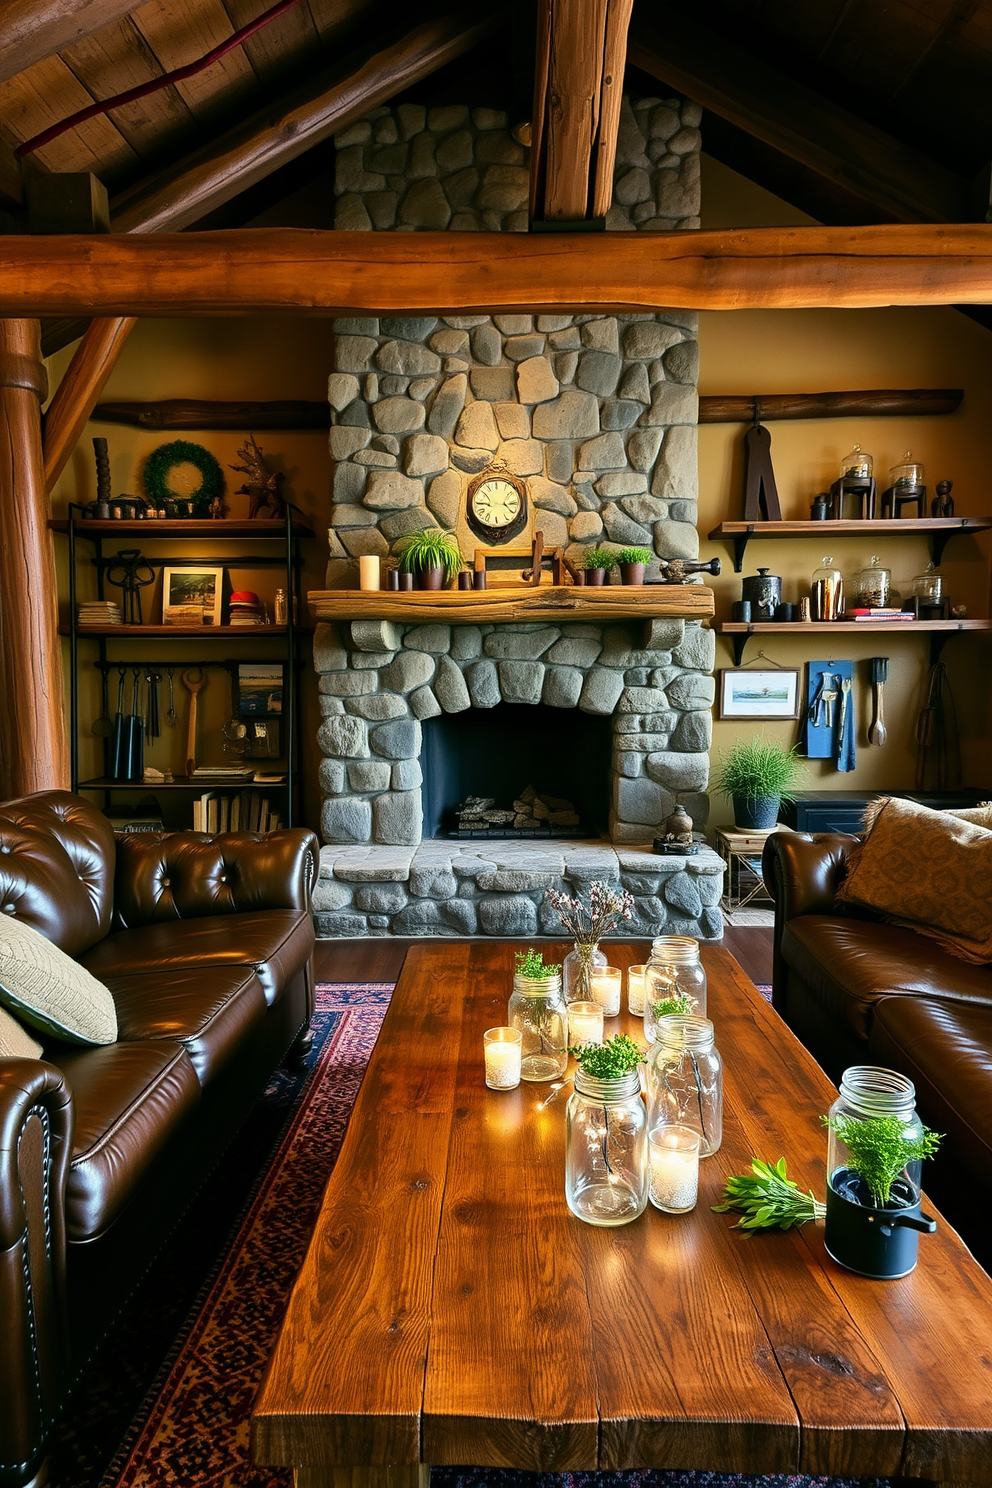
[646,1015,723,1157]
[563,941,607,1004]
[507,972,568,1083]
[565,1069,648,1226]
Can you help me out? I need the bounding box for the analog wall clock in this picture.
[465,460,528,544]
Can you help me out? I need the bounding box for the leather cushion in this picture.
[869,996,992,1187]
[47,1040,200,1242]
[782,916,992,1040]
[81,909,313,1008]
[106,967,267,1087]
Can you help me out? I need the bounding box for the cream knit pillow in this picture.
[0,915,117,1045]
[0,1003,43,1058]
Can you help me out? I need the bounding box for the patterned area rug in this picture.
[51,982,887,1488]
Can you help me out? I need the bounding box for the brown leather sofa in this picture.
[763,829,992,1272]
[0,791,318,1488]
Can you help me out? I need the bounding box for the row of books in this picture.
[843,608,916,622]
[193,791,283,834]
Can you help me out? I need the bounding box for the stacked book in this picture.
[193,790,283,834]
[78,600,122,625]
[190,765,255,781]
[843,608,916,622]
[229,589,266,627]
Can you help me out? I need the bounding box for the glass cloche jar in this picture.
[840,444,873,480]
[811,556,844,620]
[890,450,924,489]
[854,556,891,609]
[913,561,944,605]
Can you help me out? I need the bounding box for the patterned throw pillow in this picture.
[837,796,992,963]
[0,1003,43,1058]
[0,914,117,1045]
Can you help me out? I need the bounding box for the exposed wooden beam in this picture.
[0,0,138,85]
[43,316,134,491]
[8,226,992,318]
[92,399,330,430]
[698,389,964,423]
[111,9,502,235]
[530,0,634,222]
[628,5,970,224]
[0,320,69,796]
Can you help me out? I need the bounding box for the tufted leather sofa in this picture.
[763,830,992,1272]
[0,791,318,1488]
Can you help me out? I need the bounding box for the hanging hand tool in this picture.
[183,667,207,776]
[165,667,177,727]
[868,657,888,746]
[92,668,112,737]
[124,668,144,780]
[146,671,161,739]
[109,667,127,779]
[820,678,838,729]
[837,676,856,771]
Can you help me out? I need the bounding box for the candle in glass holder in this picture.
[484,1027,522,1090]
[359,555,381,591]
[567,1001,604,1048]
[627,964,648,1016]
[649,1125,700,1213]
[589,966,622,1017]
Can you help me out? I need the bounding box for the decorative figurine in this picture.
[932,479,954,517]
[654,804,699,857]
[657,557,722,584]
[742,405,782,521]
[230,435,286,520]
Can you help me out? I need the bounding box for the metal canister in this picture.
[740,567,781,622]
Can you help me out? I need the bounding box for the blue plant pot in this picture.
[825,1170,937,1279]
[732,794,780,830]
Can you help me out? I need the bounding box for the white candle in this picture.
[590,967,622,1018]
[484,1027,522,1090]
[567,1001,604,1048]
[627,965,648,1016]
[649,1125,700,1213]
[359,555,381,591]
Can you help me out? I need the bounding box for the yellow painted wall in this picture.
[699,156,992,828]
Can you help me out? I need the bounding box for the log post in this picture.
[0,320,69,796]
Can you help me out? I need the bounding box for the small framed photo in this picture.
[237,662,283,717]
[162,566,224,626]
[718,667,800,720]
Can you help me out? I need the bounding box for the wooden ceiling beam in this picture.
[110,9,502,235]
[627,4,970,224]
[0,0,139,85]
[530,0,634,223]
[42,316,134,491]
[10,225,992,317]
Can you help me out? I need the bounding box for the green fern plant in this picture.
[570,1033,644,1077]
[398,528,463,583]
[823,1114,942,1207]
[617,546,653,565]
[711,734,804,802]
[583,546,619,572]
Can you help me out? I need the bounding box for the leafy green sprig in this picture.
[583,546,619,571]
[514,948,562,980]
[650,990,696,1020]
[570,1033,645,1078]
[823,1114,942,1207]
[712,1157,826,1231]
[617,546,653,564]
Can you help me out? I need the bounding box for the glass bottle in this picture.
[565,1068,648,1226]
[811,556,844,620]
[826,1066,925,1212]
[840,444,873,480]
[563,941,608,1004]
[646,1015,723,1157]
[507,971,568,1082]
[854,555,891,609]
[643,937,707,1045]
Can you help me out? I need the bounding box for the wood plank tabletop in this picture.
[252,941,992,1485]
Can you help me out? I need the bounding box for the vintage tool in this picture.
[146,671,161,739]
[742,404,782,521]
[92,669,112,737]
[657,556,721,584]
[166,666,177,727]
[105,549,155,625]
[120,668,144,781]
[868,657,888,746]
[182,666,207,776]
[916,661,961,790]
[109,668,127,779]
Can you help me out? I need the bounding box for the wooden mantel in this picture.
[5,225,992,316]
[308,585,714,627]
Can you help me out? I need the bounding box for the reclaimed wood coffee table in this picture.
[252,941,992,1488]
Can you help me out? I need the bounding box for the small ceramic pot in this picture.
[473,570,486,590]
[457,571,472,590]
[741,567,782,622]
[398,572,414,591]
[417,566,445,591]
[733,794,779,830]
[620,562,646,585]
[586,568,606,587]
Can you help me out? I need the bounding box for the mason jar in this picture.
[826,1066,925,1211]
[507,972,568,1082]
[646,1015,723,1157]
[563,941,608,1004]
[643,937,707,1045]
[565,1068,648,1226]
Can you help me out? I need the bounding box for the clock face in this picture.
[471,478,521,527]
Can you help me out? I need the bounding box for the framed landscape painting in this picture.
[718,667,800,720]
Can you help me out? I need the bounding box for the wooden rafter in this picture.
[0,0,139,85]
[530,0,634,222]
[42,316,135,491]
[627,4,970,224]
[8,225,992,318]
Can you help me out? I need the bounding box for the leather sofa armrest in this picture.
[762,831,859,1016]
[112,829,319,929]
[0,1059,73,1488]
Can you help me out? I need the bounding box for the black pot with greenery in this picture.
[398,529,463,590]
[711,734,804,830]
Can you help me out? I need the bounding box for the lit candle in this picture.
[484,1027,522,1090]
[359,555,381,591]
[567,1001,604,1048]
[589,966,622,1018]
[627,964,648,1016]
[649,1125,700,1213]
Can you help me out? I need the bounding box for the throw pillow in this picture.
[0,1004,43,1058]
[837,796,992,963]
[946,801,992,829]
[0,914,117,1045]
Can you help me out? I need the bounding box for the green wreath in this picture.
[143,440,225,517]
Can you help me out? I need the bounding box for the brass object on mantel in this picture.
[308,585,714,627]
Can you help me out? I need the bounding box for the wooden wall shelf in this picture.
[716,618,992,664]
[708,518,992,572]
[308,585,714,627]
[50,518,314,539]
[60,624,292,637]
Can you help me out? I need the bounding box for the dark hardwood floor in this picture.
[313,926,773,987]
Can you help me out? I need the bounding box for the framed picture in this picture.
[162,566,224,626]
[237,662,283,717]
[718,667,800,720]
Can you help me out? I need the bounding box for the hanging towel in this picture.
[802,659,855,766]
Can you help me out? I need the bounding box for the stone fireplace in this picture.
[312,96,725,938]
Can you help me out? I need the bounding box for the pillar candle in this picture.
[649,1126,700,1213]
[567,1001,604,1048]
[627,965,648,1016]
[359,555,380,591]
[589,967,622,1018]
[484,1027,522,1090]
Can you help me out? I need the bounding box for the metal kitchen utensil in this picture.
[125,667,144,780]
[146,671,161,739]
[166,667,177,727]
[183,667,207,776]
[93,668,113,737]
[109,667,127,779]
[869,657,888,746]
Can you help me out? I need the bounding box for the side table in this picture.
[715,826,780,911]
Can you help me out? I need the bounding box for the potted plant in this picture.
[617,546,653,585]
[711,733,803,830]
[398,529,463,590]
[582,546,619,587]
[565,1034,648,1226]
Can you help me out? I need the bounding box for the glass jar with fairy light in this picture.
[565,1036,648,1227]
[646,1015,723,1157]
[507,950,568,1083]
[643,937,707,1045]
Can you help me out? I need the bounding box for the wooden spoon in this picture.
[869,656,888,747]
[182,667,207,777]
